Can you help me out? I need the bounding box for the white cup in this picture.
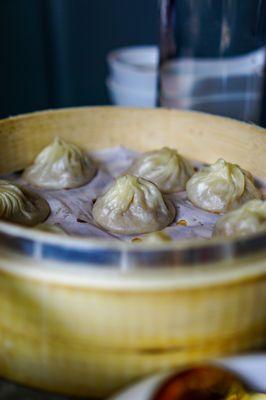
[107,46,158,107]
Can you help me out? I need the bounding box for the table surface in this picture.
[0,354,265,400]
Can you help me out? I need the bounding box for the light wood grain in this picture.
[0,107,265,178]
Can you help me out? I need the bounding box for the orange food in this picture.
[153,366,248,400]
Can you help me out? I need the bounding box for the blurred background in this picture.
[0,0,157,118]
[1,0,266,125]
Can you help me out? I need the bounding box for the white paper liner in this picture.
[2,146,265,242]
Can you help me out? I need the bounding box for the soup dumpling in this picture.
[92,175,175,234]
[0,180,50,226]
[186,158,261,213]
[23,137,96,189]
[213,199,266,237]
[127,147,194,193]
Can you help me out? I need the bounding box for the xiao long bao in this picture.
[127,147,194,193]
[92,175,175,235]
[214,199,266,237]
[23,137,96,189]
[0,180,50,226]
[186,158,261,213]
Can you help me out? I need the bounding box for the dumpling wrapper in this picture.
[92,175,175,235]
[23,137,96,189]
[186,158,261,213]
[0,180,50,226]
[127,147,194,193]
[213,199,266,237]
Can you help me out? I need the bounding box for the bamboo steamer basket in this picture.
[0,107,265,398]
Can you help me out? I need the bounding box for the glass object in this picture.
[159,0,266,123]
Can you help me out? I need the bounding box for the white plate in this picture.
[109,354,266,400]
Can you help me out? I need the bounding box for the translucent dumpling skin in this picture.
[214,199,266,237]
[186,158,261,213]
[127,147,194,193]
[92,175,175,234]
[23,137,96,189]
[0,180,50,226]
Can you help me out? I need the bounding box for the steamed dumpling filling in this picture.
[186,158,261,213]
[0,180,50,226]
[127,147,194,193]
[214,199,266,237]
[23,137,96,189]
[92,174,175,234]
